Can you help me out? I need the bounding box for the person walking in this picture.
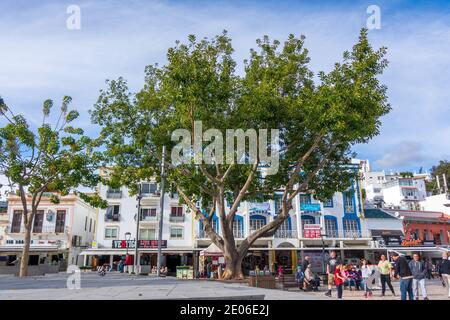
[325,250,341,297]
[334,262,346,299]
[392,252,414,300]
[378,254,395,296]
[409,253,428,300]
[438,251,450,298]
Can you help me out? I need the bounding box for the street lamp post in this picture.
[156,146,166,277]
[125,232,131,257]
[134,184,143,274]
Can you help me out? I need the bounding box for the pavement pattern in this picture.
[0,272,448,300]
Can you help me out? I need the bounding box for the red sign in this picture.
[138,240,167,248]
[303,224,321,238]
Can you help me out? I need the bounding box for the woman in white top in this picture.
[360,259,375,298]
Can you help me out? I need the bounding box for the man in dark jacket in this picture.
[439,252,450,298]
[409,253,428,300]
[392,252,414,300]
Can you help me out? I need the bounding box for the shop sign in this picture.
[138,240,167,248]
[303,224,321,238]
[112,240,136,249]
[300,203,321,212]
[112,239,168,249]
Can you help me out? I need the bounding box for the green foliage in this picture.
[399,171,413,178]
[91,29,390,250]
[0,96,104,208]
[427,160,450,193]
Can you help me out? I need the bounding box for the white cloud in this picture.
[374,141,428,170]
[0,0,449,171]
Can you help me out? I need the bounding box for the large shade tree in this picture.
[0,96,106,277]
[91,29,390,279]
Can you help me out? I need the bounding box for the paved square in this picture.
[1,272,449,300]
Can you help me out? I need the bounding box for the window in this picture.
[55,210,66,233]
[171,206,183,217]
[250,218,266,232]
[141,183,157,194]
[323,198,333,207]
[89,218,92,232]
[141,208,157,220]
[299,194,311,204]
[106,205,120,221]
[11,210,22,233]
[105,227,118,239]
[140,228,156,240]
[33,210,44,233]
[85,216,88,230]
[343,219,359,237]
[325,218,338,237]
[93,221,96,234]
[344,192,354,213]
[301,217,314,229]
[170,227,183,239]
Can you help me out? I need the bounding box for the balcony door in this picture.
[32,210,44,233]
[11,210,22,233]
[55,210,66,233]
[324,217,338,237]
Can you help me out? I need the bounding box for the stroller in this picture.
[97,265,107,276]
[303,275,320,291]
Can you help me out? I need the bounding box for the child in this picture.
[334,263,346,299]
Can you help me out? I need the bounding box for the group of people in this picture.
[323,250,450,300]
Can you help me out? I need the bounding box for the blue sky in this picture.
[1,0,449,173]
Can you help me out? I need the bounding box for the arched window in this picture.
[250,214,267,233]
[324,216,338,237]
[199,212,219,238]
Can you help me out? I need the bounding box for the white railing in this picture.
[106,191,122,199]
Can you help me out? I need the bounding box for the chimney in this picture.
[443,173,448,193]
[436,175,441,193]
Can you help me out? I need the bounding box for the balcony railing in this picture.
[106,190,122,199]
[233,230,244,238]
[303,229,369,239]
[169,215,185,222]
[274,229,298,238]
[140,215,158,222]
[6,225,68,234]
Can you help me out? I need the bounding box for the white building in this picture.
[382,177,427,210]
[0,193,97,268]
[420,193,450,216]
[80,168,194,274]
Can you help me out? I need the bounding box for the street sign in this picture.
[303,224,321,238]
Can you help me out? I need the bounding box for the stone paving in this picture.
[0,272,448,300]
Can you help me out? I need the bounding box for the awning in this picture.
[0,246,63,253]
[80,247,195,256]
[371,230,404,237]
[200,243,223,257]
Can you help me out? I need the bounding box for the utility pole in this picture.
[134,184,142,274]
[157,146,166,277]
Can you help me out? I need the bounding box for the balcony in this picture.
[106,190,122,199]
[140,215,158,222]
[329,229,369,238]
[196,230,209,239]
[169,215,185,222]
[274,229,298,238]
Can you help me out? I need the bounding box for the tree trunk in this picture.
[19,222,32,277]
[221,250,244,280]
